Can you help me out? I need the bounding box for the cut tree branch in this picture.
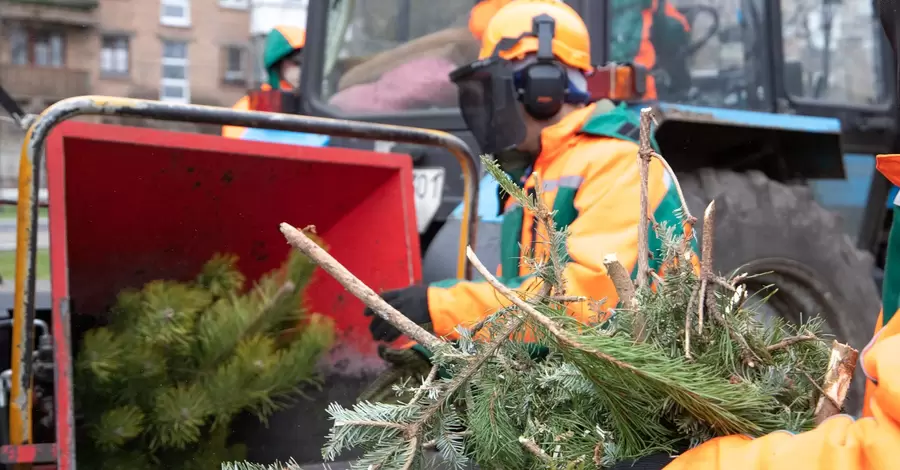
[279,222,444,351]
[767,335,818,352]
[519,436,552,465]
[466,246,643,374]
[603,254,636,308]
[814,341,859,424]
[636,108,653,290]
[697,200,716,333]
[603,253,644,341]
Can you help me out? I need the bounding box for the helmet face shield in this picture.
[449,57,527,156]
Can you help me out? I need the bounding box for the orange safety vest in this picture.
[221,81,293,139]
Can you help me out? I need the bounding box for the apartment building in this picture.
[0,0,252,109]
[0,0,253,185]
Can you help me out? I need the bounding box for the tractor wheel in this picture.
[677,169,879,415]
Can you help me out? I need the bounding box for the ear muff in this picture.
[519,13,568,120]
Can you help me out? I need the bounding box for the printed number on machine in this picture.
[412,167,445,234]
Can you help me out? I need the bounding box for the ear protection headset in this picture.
[518,13,569,120]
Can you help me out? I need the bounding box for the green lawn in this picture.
[0,249,50,281]
[0,206,48,219]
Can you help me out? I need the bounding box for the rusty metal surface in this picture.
[52,298,74,470]
[0,443,57,464]
[9,96,480,466]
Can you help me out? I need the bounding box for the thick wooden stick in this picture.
[636,108,654,290]
[279,222,444,351]
[603,254,636,308]
[604,253,646,341]
[697,200,716,332]
[814,341,859,424]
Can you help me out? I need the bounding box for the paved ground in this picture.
[0,218,48,251]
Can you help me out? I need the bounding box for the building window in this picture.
[100,35,130,76]
[222,45,246,85]
[160,40,190,103]
[219,0,248,10]
[160,0,191,27]
[8,25,65,68]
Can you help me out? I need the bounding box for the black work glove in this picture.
[364,285,431,342]
[610,452,678,469]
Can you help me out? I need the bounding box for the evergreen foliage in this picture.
[310,155,832,470]
[75,249,335,470]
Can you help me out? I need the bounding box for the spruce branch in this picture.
[409,365,440,404]
[279,222,444,352]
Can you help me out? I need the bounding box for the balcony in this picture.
[0,0,98,27]
[0,65,90,100]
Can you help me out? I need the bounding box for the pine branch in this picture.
[77,249,328,468]
[279,222,444,352]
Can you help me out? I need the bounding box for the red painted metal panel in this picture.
[46,129,73,470]
[43,121,423,465]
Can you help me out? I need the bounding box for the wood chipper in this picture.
[0,95,480,469]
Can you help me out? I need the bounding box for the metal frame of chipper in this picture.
[0,95,481,469]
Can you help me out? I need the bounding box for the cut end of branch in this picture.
[603,254,636,305]
[814,341,859,424]
[519,436,552,464]
[280,222,444,351]
[700,200,716,277]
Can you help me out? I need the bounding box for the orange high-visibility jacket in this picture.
[221,81,292,139]
[426,103,697,341]
[664,154,900,470]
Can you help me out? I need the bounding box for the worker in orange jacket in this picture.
[222,25,305,139]
[365,0,696,343]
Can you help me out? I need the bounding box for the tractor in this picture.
[0,0,896,468]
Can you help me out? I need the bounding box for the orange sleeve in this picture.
[664,316,900,470]
[221,95,250,138]
[426,139,669,340]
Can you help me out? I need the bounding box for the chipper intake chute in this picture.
[2,96,479,469]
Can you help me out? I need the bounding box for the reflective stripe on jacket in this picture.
[426,102,697,341]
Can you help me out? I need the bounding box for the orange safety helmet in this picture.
[469,0,513,40]
[477,0,592,73]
